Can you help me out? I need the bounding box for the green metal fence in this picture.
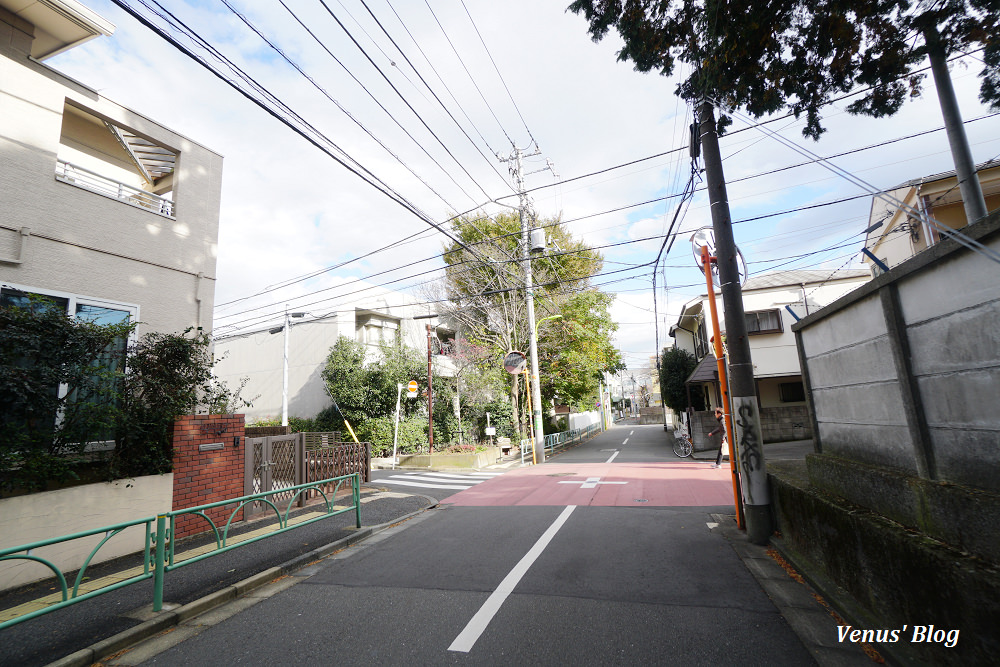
[0,473,361,630]
[542,423,603,457]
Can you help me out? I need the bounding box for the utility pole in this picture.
[698,100,772,545]
[924,24,988,225]
[270,307,305,427]
[426,322,434,454]
[504,145,550,463]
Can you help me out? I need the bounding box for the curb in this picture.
[46,504,433,667]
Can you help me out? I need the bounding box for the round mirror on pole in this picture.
[690,228,717,277]
[690,227,748,286]
[503,350,527,374]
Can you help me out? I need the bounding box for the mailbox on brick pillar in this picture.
[171,414,246,539]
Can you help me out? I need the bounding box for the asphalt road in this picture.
[130,425,819,665]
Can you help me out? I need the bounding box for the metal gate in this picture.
[244,433,372,519]
[245,434,301,518]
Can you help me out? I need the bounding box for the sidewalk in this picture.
[692,439,814,462]
[0,484,435,667]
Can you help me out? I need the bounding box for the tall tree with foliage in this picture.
[319,338,426,429]
[538,290,624,409]
[440,211,620,433]
[659,347,703,413]
[569,0,998,139]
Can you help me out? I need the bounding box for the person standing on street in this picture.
[709,407,727,468]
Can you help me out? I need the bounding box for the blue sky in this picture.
[51,0,1000,372]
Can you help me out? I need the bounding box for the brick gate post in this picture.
[171,414,246,539]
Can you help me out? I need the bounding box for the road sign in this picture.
[407,380,418,398]
[503,351,527,374]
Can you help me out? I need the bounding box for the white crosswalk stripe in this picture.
[378,471,503,491]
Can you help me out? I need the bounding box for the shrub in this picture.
[1,296,132,492]
[357,415,427,457]
[1,294,248,493]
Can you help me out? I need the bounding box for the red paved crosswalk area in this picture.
[446,462,738,507]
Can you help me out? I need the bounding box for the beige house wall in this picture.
[0,13,222,336]
[865,164,1000,273]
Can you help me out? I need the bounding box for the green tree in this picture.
[440,211,618,433]
[319,337,426,434]
[659,347,702,413]
[538,290,624,410]
[569,1,998,139]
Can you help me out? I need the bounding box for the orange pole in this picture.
[524,368,537,464]
[702,246,744,529]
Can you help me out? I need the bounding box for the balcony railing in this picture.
[55,160,174,217]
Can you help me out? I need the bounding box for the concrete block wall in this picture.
[758,405,812,442]
[795,211,1000,493]
[171,415,245,540]
[789,210,1000,559]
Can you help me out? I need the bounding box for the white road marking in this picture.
[404,472,501,480]
[605,450,620,463]
[706,522,719,529]
[621,438,629,445]
[558,476,628,490]
[448,505,577,653]
[379,479,473,490]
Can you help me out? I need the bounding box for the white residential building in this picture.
[670,269,871,442]
[212,285,457,422]
[1,0,223,336]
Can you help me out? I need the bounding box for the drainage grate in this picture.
[634,499,649,503]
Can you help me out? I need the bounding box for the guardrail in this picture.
[520,423,604,464]
[0,473,360,630]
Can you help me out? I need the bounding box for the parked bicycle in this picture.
[672,428,693,458]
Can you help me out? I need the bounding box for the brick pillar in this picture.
[171,414,245,540]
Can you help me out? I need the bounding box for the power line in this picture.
[312,0,499,203]
[356,0,515,191]
[113,0,523,290]
[459,0,537,148]
[422,0,517,149]
[114,1,460,246]
[222,0,473,216]
[716,101,1000,265]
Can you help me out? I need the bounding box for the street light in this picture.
[269,308,306,427]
